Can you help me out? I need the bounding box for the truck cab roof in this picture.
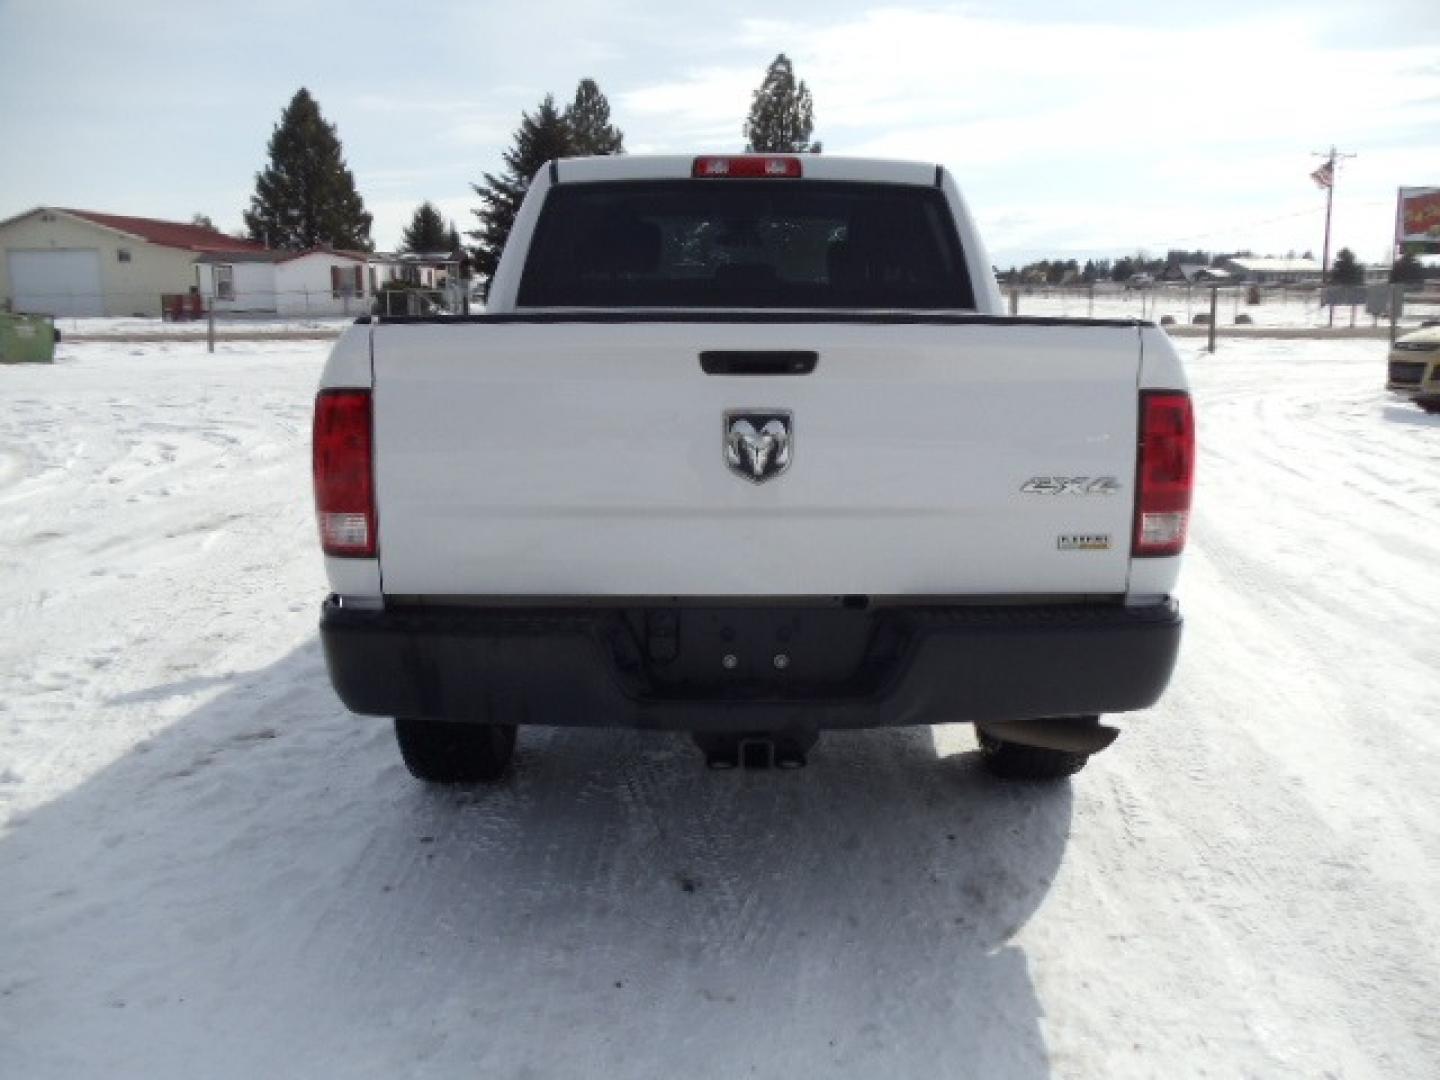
[553,154,944,188]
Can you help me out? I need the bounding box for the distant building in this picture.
[194,249,371,316]
[1158,263,1234,286]
[1221,257,1323,285]
[0,207,266,317]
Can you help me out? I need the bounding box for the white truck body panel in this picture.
[367,319,1145,597]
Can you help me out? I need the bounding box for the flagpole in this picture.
[1312,145,1355,329]
[1321,148,1335,327]
[1320,147,1335,297]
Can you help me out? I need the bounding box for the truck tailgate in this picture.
[370,319,1142,597]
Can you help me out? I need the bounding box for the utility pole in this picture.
[1312,145,1356,327]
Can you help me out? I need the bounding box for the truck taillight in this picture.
[1133,391,1195,558]
[313,389,376,558]
[692,155,803,178]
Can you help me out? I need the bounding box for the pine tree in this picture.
[468,95,577,295]
[1331,247,1363,286]
[447,221,462,258]
[564,78,624,155]
[1390,252,1423,285]
[191,213,215,231]
[744,54,821,153]
[402,201,450,253]
[243,88,372,251]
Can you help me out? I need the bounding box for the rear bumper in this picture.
[320,597,1182,732]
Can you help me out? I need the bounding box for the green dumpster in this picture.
[0,313,58,363]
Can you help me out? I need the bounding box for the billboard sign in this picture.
[1397,187,1440,255]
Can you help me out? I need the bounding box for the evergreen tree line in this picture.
[1000,246,1424,287]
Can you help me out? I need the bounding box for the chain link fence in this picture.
[1001,282,1439,346]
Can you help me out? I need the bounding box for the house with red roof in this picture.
[0,205,273,316]
[0,206,268,317]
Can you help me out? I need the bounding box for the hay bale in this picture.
[1192,313,1212,325]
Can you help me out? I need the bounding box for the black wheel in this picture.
[976,727,1088,781]
[393,718,516,783]
[1420,402,1440,414]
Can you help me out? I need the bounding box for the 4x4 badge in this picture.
[1021,476,1122,495]
[724,411,792,483]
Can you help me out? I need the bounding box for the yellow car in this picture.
[1387,325,1440,413]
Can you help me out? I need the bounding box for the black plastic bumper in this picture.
[319,597,1182,732]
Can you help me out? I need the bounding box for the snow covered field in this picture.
[1017,287,1440,331]
[56,315,355,339]
[2,337,1438,1078]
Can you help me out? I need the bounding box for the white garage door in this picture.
[7,249,104,317]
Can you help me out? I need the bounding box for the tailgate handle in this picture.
[700,350,817,376]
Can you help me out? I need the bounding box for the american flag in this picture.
[1311,161,1334,189]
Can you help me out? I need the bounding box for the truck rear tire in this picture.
[393,718,516,783]
[976,727,1088,781]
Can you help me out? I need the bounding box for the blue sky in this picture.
[1,0,1436,267]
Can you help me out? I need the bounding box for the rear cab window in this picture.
[518,180,975,310]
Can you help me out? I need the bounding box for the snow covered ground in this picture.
[56,315,356,338]
[1,337,1438,1078]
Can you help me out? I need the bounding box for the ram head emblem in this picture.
[724,412,793,483]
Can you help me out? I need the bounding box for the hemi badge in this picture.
[1058,534,1111,551]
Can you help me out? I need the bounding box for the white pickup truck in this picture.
[313,154,1193,783]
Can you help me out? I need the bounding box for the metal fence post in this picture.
[1389,285,1400,343]
[207,303,215,354]
[1207,287,1218,353]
